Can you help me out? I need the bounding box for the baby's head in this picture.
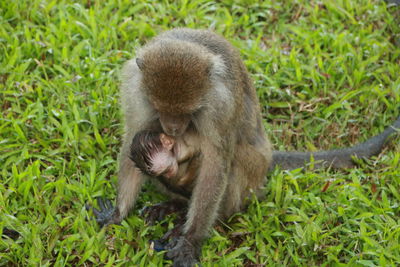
[130,130,178,178]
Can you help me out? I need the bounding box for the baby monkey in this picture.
[90,130,200,228]
[129,129,200,198]
[130,131,179,178]
[129,129,201,249]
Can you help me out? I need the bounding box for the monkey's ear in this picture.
[136,58,145,70]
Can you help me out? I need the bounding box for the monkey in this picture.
[130,130,180,179]
[89,28,270,266]
[129,129,201,226]
[87,28,400,266]
[129,129,201,197]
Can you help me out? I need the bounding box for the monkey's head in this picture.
[136,40,217,136]
[130,130,179,179]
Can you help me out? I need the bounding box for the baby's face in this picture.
[149,149,179,178]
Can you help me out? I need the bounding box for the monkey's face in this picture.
[137,40,212,136]
[149,149,179,178]
[159,113,191,137]
[146,133,179,178]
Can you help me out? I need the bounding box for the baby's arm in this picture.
[177,157,200,187]
[175,132,199,163]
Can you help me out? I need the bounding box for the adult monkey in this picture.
[93,28,399,266]
[105,28,272,266]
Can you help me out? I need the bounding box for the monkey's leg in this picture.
[141,199,187,225]
[219,143,271,220]
[166,143,228,266]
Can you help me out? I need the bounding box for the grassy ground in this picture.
[1,0,399,266]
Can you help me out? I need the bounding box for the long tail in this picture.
[270,115,400,171]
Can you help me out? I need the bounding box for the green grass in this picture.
[1,0,399,266]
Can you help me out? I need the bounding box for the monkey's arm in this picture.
[89,134,148,227]
[175,133,199,163]
[115,152,147,221]
[270,115,400,171]
[166,141,228,265]
[177,157,200,187]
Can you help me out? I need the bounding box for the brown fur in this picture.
[139,40,212,114]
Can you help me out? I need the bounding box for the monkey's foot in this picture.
[150,218,185,251]
[165,236,200,267]
[140,200,186,225]
[86,197,120,227]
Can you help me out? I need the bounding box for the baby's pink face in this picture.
[150,149,178,178]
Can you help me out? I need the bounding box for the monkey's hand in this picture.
[147,212,186,252]
[86,197,120,227]
[165,236,201,267]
